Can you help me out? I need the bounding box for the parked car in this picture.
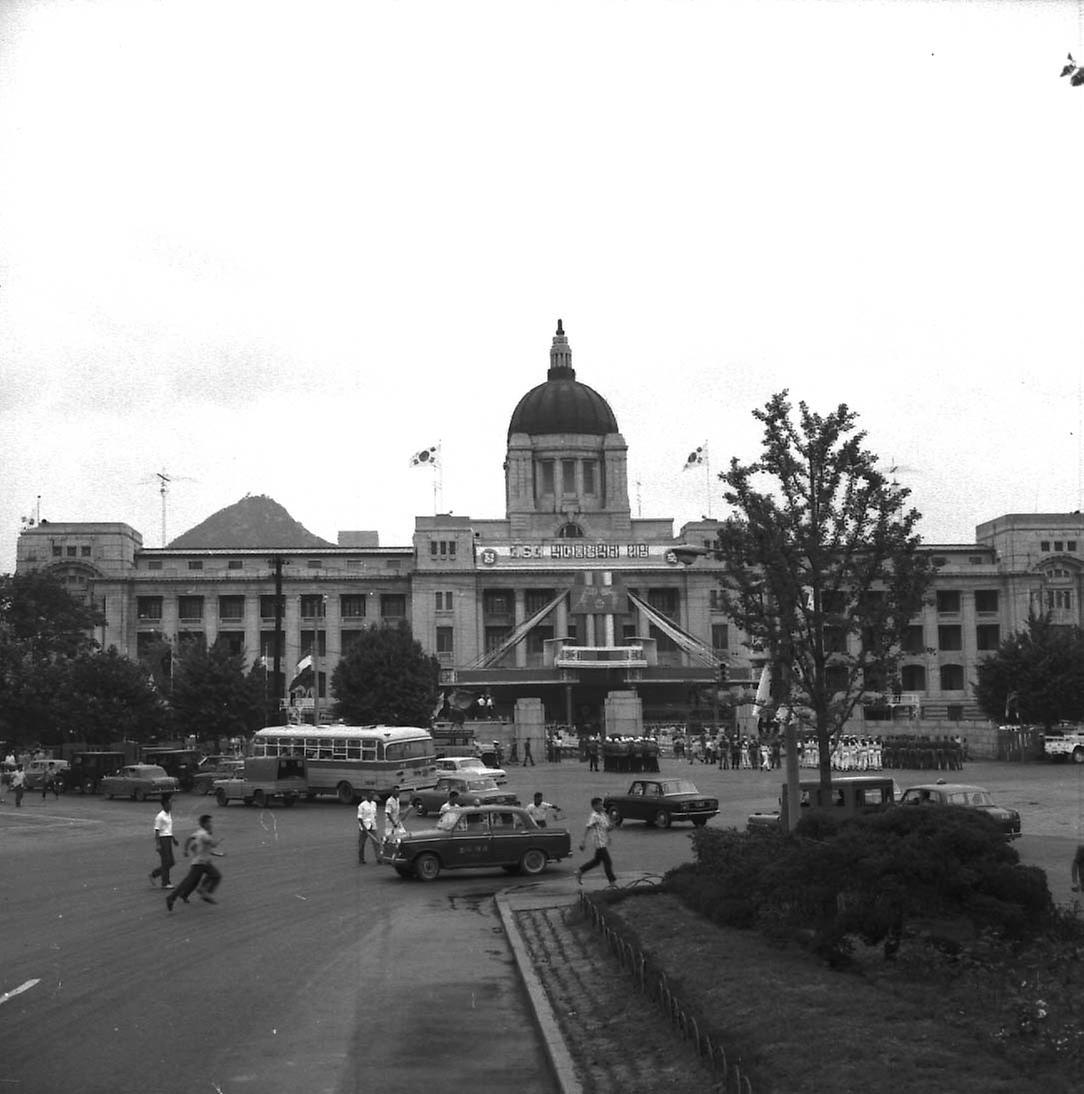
[409,776,519,816]
[380,805,571,880]
[23,758,70,791]
[604,778,719,829]
[213,756,307,808]
[192,757,244,795]
[100,764,180,801]
[140,749,200,791]
[898,782,1021,838]
[747,776,898,832]
[67,751,126,794]
[434,755,508,783]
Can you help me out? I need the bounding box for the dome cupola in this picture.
[507,320,619,438]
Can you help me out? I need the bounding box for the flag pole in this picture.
[704,446,712,518]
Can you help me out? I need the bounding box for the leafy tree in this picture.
[170,638,266,744]
[714,392,933,789]
[54,647,169,747]
[332,626,441,727]
[973,613,1084,728]
[0,572,104,659]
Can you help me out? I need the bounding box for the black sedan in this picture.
[380,805,572,880]
[603,778,719,829]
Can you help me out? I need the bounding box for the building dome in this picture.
[507,321,619,439]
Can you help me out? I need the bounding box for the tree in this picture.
[332,626,441,727]
[170,639,266,745]
[0,572,107,746]
[54,647,169,747]
[714,392,933,790]
[973,613,1084,728]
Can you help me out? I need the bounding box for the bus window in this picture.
[362,741,378,762]
[332,738,348,760]
[346,739,361,760]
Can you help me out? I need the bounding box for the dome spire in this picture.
[548,318,575,381]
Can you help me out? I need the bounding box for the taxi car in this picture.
[409,775,519,815]
[380,805,571,880]
[434,755,508,783]
[100,764,180,802]
[603,778,719,829]
[899,782,1021,838]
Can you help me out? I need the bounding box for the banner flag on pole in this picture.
[683,443,708,470]
[410,445,439,467]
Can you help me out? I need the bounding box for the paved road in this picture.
[2,755,1081,1093]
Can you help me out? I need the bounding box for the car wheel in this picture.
[253,789,267,808]
[1073,747,1084,765]
[607,807,623,827]
[414,852,441,881]
[654,809,672,829]
[412,799,428,817]
[282,796,296,807]
[215,788,229,807]
[106,792,114,800]
[520,848,547,875]
[692,817,708,827]
[337,782,356,805]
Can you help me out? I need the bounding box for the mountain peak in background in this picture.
[167,495,334,549]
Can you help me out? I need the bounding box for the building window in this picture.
[1046,589,1073,611]
[583,461,597,494]
[483,590,512,617]
[306,560,322,569]
[974,590,999,613]
[1069,541,1078,552]
[52,545,62,557]
[647,588,679,620]
[228,559,244,570]
[259,595,285,619]
[385,559,402,570]
[649,624,678,654]
[1055,541,1064,552]
[940,664,965,691]
[525,589,556,615]
[539,460,555,494]
[936,590,961,614]
[484,626,512,655]
[561,459,577,493]
[937,625,962,651]
[178,596,204,621]
[1041,540,1051,552]
[825,664,849,693]
[430,540,456,559]
[976,624,1000,651]
[137,596,163,621]
[300,595,326,618]
[381,594,406,620]
[824,625,848,653]
[259,631,283,660]
[347,559,363,570]
[67,546,77,557]
[711,624,728,651]
[527,625,554,655]
[557,523,584,538]
[80,545,91,557]
[341,595,367,618]
[709,589,725,611]
[300,629,327,657]
[218,596,244,621]
[147,559,162,570]
[901,664,926,691]
[436,626,454,654]
[621,623,638,644]
[187,560,203,571]
[216,631,244,656]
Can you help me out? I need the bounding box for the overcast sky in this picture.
[3,0,1084,570]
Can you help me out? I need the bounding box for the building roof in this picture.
[507,320,619,438]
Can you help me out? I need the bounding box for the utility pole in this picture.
[270,556,286,725]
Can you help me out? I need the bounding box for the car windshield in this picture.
[465,778,498,791]
[658,780,700,795]
[141,766,169,778]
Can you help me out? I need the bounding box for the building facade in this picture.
[15,324,1084,730]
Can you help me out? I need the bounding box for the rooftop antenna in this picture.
[138,468,196,547]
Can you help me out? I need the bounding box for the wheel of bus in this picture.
[654,809,672,829]
[337,782,356,806]
[520,848,547,875]
[215,788,229,807]
[253,789,267,808]
[414,852,441,881]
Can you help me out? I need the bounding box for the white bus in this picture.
[251,725,437,803]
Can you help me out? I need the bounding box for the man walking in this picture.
[167,815,224,911]
[382,785,403,847]
[357,791,378,863]
[12,765,25,807]
[149,794,178,890]
[575,796,616,888]
[526,791,559,828]
[521,739,535,766]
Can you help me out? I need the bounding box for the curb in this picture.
[495,889,584,1094]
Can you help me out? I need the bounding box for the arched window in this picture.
[557,522,584,538]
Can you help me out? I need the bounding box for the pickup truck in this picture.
[1043,727,1084,763]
